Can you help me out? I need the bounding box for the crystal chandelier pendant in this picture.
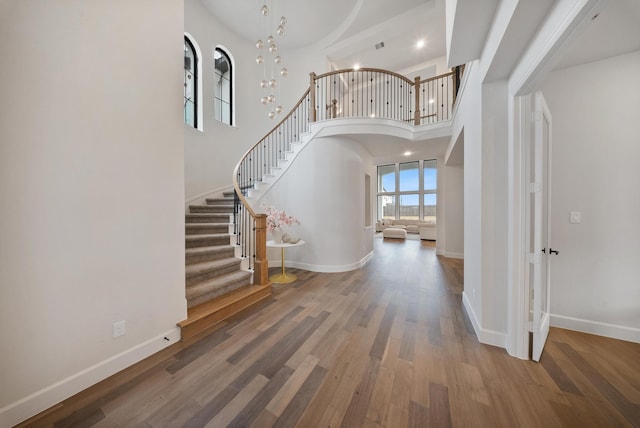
[257,6,287,112]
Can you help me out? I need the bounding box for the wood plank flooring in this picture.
[18,238,640,427]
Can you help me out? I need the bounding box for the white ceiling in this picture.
[352,135,451,164]
[198,0,640,80]
[551,0,640,71]
[199,0,447,75]
[198,0,640,159]
[199,0,359,49]
[324,0,447,74]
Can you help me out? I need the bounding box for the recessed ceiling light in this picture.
[404,151,412,156]
[353,64,361,71]
[416,39,425,49]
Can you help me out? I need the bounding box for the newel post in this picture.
[309,72,317,123]
[414,76,421,126]
[254,213,269,286]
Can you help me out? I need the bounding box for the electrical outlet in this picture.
[113,320,126,338]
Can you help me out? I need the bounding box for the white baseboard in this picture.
[268,251,374,273]
[436,249,464,259]
[550,314,640,344]
[0,327,181,427]
[462,291,506,348]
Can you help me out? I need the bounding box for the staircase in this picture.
[178,192,272,340]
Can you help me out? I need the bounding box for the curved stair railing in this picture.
[232,90,311,285]
[232,67,459,286]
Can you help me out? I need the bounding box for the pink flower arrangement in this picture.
[262,204,300,232]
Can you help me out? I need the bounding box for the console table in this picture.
[266,240,305,284]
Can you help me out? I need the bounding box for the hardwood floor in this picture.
[19,238,640,427]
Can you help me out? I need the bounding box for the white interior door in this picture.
[530,91,552,361]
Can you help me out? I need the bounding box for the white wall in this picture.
[537,50,640,341]
[481,81,509,335]
[401,55,450,81]
[0,1,185,425]
[457,0,532,349]
[458,63,510,346]
[441,164,464,258]
[263,137,375,272]
[184,0,328,202]
[459,63,485,335]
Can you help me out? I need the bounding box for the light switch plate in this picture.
[570,211,581,224]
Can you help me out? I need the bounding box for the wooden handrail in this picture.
[419,71,454,85]
[315,67,415,85]
[232,87,311,217]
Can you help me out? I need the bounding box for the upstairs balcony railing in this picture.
[311,68,454,124]
[232,67,460,286]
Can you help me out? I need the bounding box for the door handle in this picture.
[549,248,559,255]
[542,248,546,254]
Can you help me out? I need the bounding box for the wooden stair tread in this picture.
[183,282,267,322]
[178,283,272,340]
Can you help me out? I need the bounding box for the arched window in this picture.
[184,36,198,128]
[214,47,233,126]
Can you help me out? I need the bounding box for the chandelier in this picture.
[256,1,288,119]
